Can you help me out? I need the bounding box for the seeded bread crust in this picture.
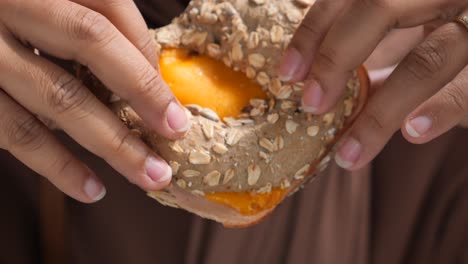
[78,0,369,226]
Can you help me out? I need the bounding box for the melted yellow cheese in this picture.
[160,48,267,118]
[205,188,286,216]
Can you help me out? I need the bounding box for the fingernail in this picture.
[279,48,303,82]
[335,137,362,169]
[145,156,172,183]
[167,102,191,133]
[84,175,106,202]
[302,79,323,113]
[406,116,432,138]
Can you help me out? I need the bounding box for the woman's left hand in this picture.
[279,0,468,170]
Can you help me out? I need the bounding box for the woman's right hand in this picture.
[0,0,191,203]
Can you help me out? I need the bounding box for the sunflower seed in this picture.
[199,12,218,24]
[250,107,264,117]
[257,183,272,194]
[267,113,279,124]
[259,151,269,161]
[294,164,310,180]
[274,135,284,150]
[256,72,270,86]
[251,0,266,5]
[231,43,243,61]
[248,53,266,69]
[270,25,284,43]
[237,119,254,125]
[201,121,214,139]
[276,85,293,99]
[189,7,199,16]
[212,143,228,154]
[293,82,304,92]
[226,129,241,146]
[206,43,221,58]
[169,161,180,175]
[269,78,282,96]
[185,104,203,115]
[250,99,266,108]
[247,32,260,49]
[280,179,291,189]
[247,164,261,185]
[223,169,235,184]
[344,98,354,117]
[182,30,208,47]
[323,113,335,126]
[268,99,276,111]
[169,142,184,153]
[259,138,275,152]
[204,171,221,186]
[307,126,320,137]
[318,155,331,172]
[176,179,187,189]
[189,150,211,165]
[200,108,220,122]
[286,120,299,134]
[222,55,232,67]
[281,100,296,110]
[286,8,302,23]
[183,170,201,177]
[246,67,257,79]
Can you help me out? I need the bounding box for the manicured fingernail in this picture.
[145,156,172,183]
[406,116,432,138]
[279,48,303,82]
[167,102,191,133]
[302,79,323,113]
[335,137,362,169]
[84,175,106,202]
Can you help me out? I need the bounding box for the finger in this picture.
[0,90,105,203]
[0,28,172,191]
[403,67,468,143]
[279,0,351,82]
[301,0,468,114]
[334,22,468,170]
[301,0,394,114]
[0,0,190,139]
[365,27,425,70]
[71,0,157,66]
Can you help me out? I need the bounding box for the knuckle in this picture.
[48,154,75,181]
[359,105,388,133]
[315,47,339,72]
[3,110,46,152]
[299,14,323,40]
[138,35,157,62]
[70,9,116,45]
[109,125,134,155]
[133,66,164,99]
[404,38,448,81]
[44,72,90,115]
[443,84,468,113]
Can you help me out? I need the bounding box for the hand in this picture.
[0,0,191,203]
[279,0,468,170]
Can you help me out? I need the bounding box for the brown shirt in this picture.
[0,1,467,263]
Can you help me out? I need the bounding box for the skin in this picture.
[0,0,191,203]
[279,0,468,171]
